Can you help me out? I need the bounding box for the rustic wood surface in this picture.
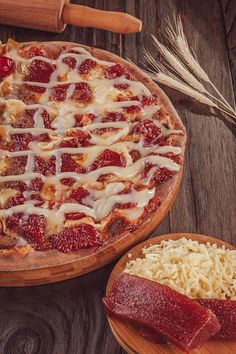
[106,233,236,354]
[0,0,235,353]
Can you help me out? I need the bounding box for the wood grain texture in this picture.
[220,0,236,96]
[63,4,142,33]
[0,0,66,32]
[0,0,235,353]
[106,233,236,354]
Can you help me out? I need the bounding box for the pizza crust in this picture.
[0,41,186,274]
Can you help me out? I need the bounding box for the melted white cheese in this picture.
[0,43,183,227]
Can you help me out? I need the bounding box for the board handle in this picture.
[62,4,142,33]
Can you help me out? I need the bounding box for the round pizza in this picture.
[0,39,186,274]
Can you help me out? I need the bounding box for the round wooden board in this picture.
[0,41,186,286]
[106,233,236,354]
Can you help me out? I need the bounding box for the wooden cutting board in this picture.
[106,233,236,354]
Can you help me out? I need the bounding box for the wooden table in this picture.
[0,1,235,353]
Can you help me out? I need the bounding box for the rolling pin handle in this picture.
[62,4,142,34]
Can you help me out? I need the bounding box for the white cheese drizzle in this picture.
[0,44,183,225]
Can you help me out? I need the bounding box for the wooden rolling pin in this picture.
[0,0,142,33]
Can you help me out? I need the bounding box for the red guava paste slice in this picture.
[103,273,220,352]
[134,324,166,344]
[197,299,236,340]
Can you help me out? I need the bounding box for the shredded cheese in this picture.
[124,237,236,299]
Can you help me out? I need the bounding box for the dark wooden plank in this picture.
[220,0,236,97]
[0,1,235,354]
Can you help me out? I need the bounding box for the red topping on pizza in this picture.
[79,59,97,74]
[22,214,49,250]
[114,83,129,90]
[59,131,90,148]
[72,82,92,103]
[65,212,86,220]
[50,224,100,252]
[27,59,54,83]
[9,133,33,151]
[116,202,136,209]
[91,149,124,170]
[0,56,15,78]
[26,60,54,93]
[6,194,25,208]
[162,153,182,165]
[142,163,173,186]
[62,56,77,69]
[97,173,115,182]
[29,193,44,206]
[153,168,174,186]
[129,150,141,162]
[124,104,141,113]
[59,138,79,148]
[139,95,156,106]
[41,110,51,128]
[60,153,85,173]
[102,112,126,122]
[60,178,76,186]
[134,119,161,146]
[33,133,50,142]
[9,156,28,175]
[70,187,89,203]
[27,47,47,58]
[6,213,24,231]
[29,177,43,191]
[4,181,27,192]
[107,216,129,236]
[51,84,69,102]
[104,64,130,79]
[34,156,56,175]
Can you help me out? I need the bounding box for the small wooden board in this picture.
[106,233,236,354]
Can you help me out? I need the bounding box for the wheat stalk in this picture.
[165,15,236,114]
[146,70,236,118]
[139,16,236,120]
[165,16,209,82]
[147,71,217,107]
[144,50,236,119]
[151,35,207,94]
[151,34,231,112]
[151,34,236,117]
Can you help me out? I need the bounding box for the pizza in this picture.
[0,39,186,271]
